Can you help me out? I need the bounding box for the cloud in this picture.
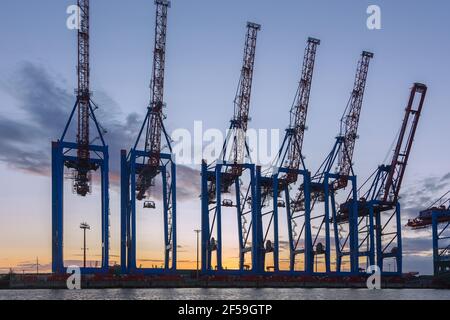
[0,62,200,199]
[176,165,201,200]
[402,235,433,256]
[440,173,450,183]
[0,62,70,175]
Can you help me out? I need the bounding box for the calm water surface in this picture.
[1,288,449,300]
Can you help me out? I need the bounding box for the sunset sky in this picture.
[0,0,450,274]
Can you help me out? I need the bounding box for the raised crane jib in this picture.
[335,51,373,190]
[228,22,260,177]
[70,0,93,197]
[77,0,90,156]
[380,83,427,203]
[285,37,320,183]
[136,0,170,201]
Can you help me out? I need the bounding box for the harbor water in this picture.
[1,288,450,300]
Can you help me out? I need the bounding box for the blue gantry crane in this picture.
[339,83,427,275]
[255,38,320,273]
[293,51,373,274]
[52,0,110,274]
[201,22,261,274]
[120,0,176,274]
[407,190,450,275]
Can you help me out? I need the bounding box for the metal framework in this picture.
[201,22,261,274]
[340,83,427,275]
[256,38,320,273]
[121,0,176,274]
[52,0,110,274]
[432,211,450,275]
[407,191,450,276]
[294,51,373,274]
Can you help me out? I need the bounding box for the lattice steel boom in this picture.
[77,0,90,156]
[381,83,427,203]
[335,51,373,190]
[285,37,320,182]
[136,0,170,201]
[73,0,92,196]
[226,22,261,176]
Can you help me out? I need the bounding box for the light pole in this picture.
[194,229,201,279]
[80,222,91,268]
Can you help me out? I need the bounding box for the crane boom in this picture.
[338,84,427,221]
[145,0,170,167]
[228,22,260,174]
[381,83,427,203]
[77,0,90,159]
[136,0,170,200]
[233,22,260,133]
[70,0,93,197]
[335,51,373,189]
[285,37,320,181]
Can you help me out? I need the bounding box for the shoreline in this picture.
[1,273,449,290]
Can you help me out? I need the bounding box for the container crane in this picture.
[256,38,320,273]
[294,51,373,274]
[201,22,261,274]
[407,191,450,275]
[52,0,110,274]
[121,0,176,274]
[339,83,427,274]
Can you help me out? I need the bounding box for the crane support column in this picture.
[407,191,450,276]
[121,0,176,274]
[432,211,450,276]
[201,22,261,274]
[346,83,427,275]
[256,38,320,274]
[374,83,426,274]
[52,0,110,274]
[299,51,372,275]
